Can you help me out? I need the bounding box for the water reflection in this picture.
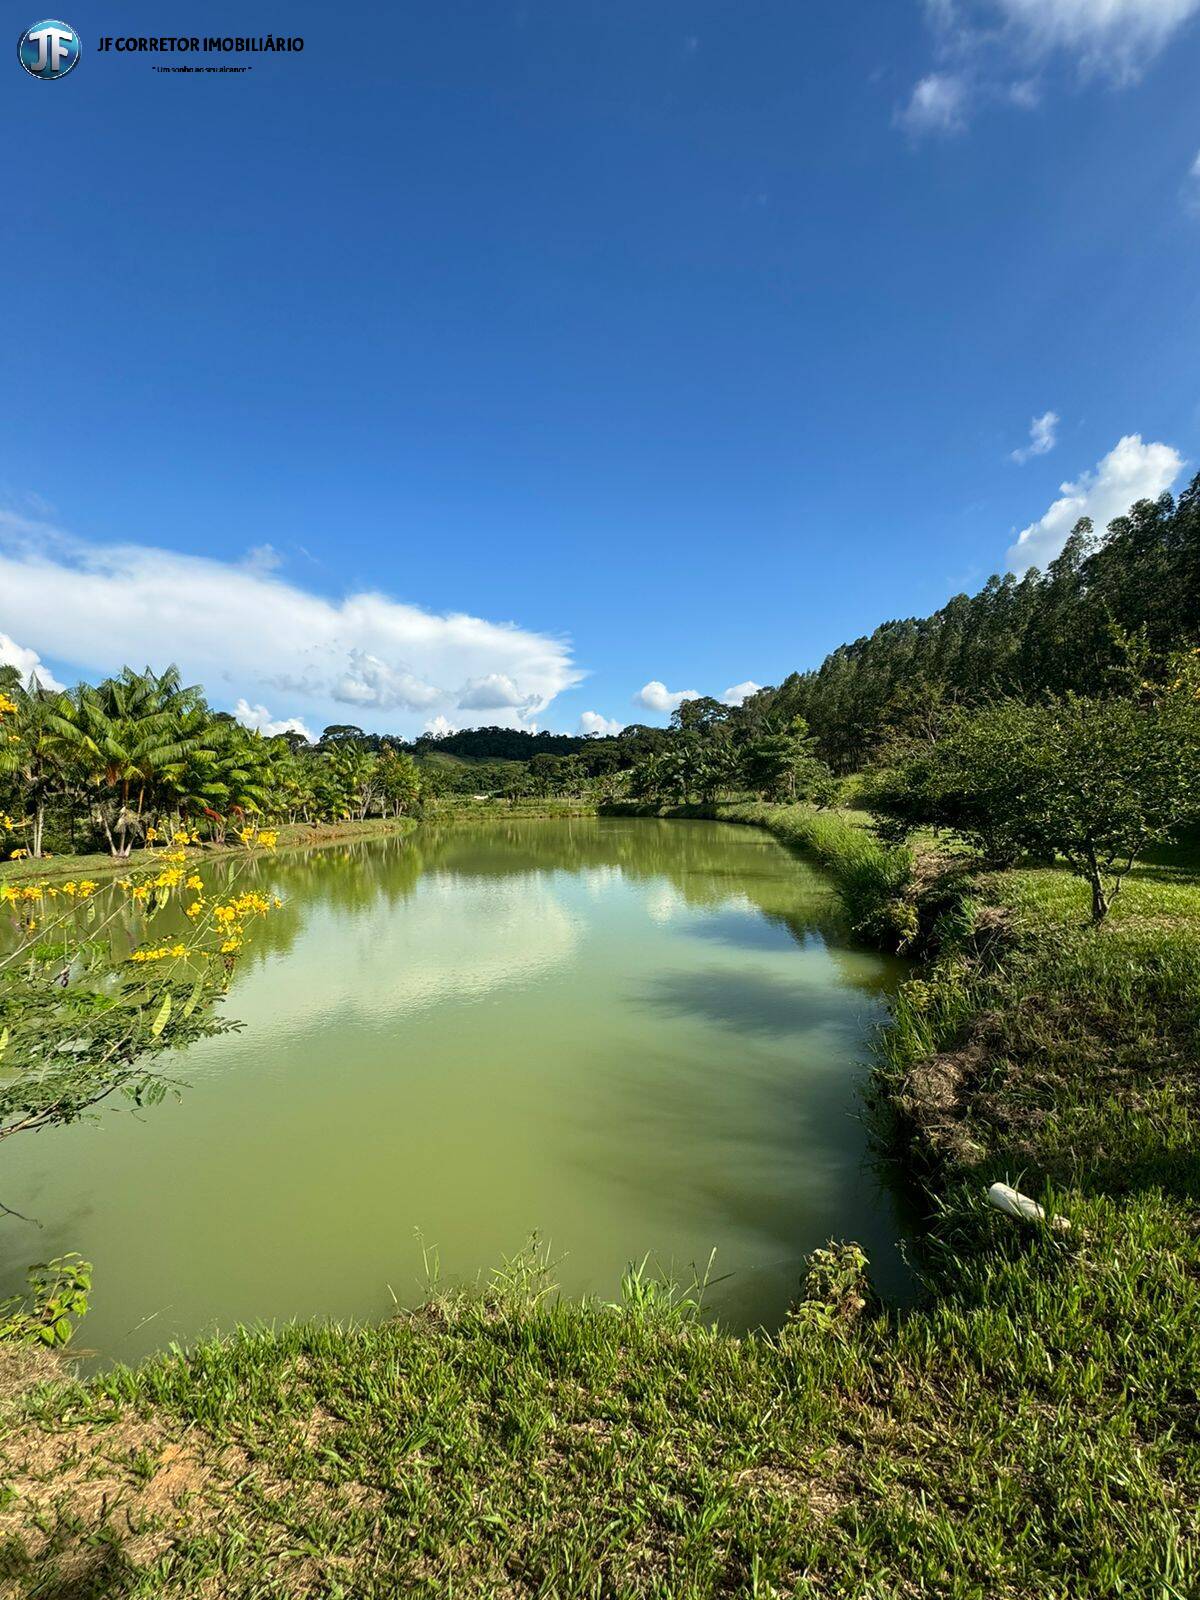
[0,818,912,1362]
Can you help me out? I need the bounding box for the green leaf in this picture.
[150,992,172,1038]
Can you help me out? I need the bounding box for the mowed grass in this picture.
[1,814,1198,1596]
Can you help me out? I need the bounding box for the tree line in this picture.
[4,479,1199,912]
[0,665,424,860]
[755,476,1200,772]
[609,483,1200,923]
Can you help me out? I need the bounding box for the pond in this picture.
[0,818,912,1364]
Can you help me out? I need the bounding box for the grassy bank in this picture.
[1,806,1197,1596]
[0,816,419,886]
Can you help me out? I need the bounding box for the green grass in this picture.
[1,1216,1196,1598]
[2,808,1199,1595]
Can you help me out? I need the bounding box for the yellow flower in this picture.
[186,875,204,891]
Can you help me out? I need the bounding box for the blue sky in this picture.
[3,1,1198,738]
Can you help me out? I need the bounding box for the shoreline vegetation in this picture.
[0,802,1197,1595]
[1,484,1197,1593]
[0,803,600,888]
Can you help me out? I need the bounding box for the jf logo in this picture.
[18,19,81,79]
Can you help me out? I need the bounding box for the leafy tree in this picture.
[377,746,422,816]
[0,677,90,858]
[79,666,215,856]
[871,663,1200,923]
[739,718,834,804]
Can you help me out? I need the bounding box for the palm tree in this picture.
[175,718,273,841]
[0,676,92,858]
[78,666,215,856]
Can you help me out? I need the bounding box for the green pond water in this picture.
[0,818,913,1364]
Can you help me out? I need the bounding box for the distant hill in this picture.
[413,726,608,761]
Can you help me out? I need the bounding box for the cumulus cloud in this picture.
[721,681,764,706]
[633,680,701,714]
[902,0,1200,135]
[423,714,459,739]
[1011,410,1060,463]
[331,649,442,711]
[0,516,582,736]
[1006,433,1183,571]
[233,699,314,742]
[0,631,64,691]
[897,72,969,134]
[578,710,624,737]
[457,673,533,711]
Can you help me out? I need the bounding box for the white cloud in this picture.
[0,631,65,691]
[904,0,1200,135]
[578,710,624,737]
[1185,148,1200,213]
[633,680,701,714]
[242,543,283,575]
[721,681,764,706]
[330,649,443,711]
[1006,76,1041,106]
[1007,433,1183,571]
[457,672,532,711]
[423,714,458,738]
[993,0,1200,82]
[0,517,582,736]
[233,699,314,742]
[897,72,969,134]
[1011,409,1060,463]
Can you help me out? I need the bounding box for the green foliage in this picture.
[755,476,1200,770]
[0,970,234,1139]
[4,1189,1198,1596]
[871,662,1200,922]
[737,717,836,804]
[0,1254,92,1347]
[0,667,429,859]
